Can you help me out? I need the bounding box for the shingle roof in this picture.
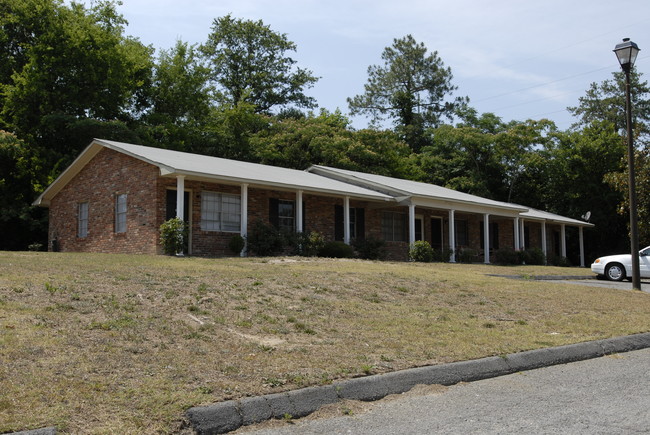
[34,139,393,205]
[520,207,594,227]
[308,165,527,213]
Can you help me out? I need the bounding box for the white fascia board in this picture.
[410,196,527,217]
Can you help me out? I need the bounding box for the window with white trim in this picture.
[382,211,406,242]
[278,199,295,232]
[201,191,241,232]
[115,194,127,233]
[78,202,88,238]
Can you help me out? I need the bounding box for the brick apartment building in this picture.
[34,139,594,264]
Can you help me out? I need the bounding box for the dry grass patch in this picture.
[1,252,649,433]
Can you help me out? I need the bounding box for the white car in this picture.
[591,246,650,281]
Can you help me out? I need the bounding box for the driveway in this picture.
[539,276,650,293]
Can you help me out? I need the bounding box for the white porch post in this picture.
[541,222,547,263]
[519,219,525,250]
[449,209,456,263]
[579,226,585,267]
[561,224,567,258]
[240,183,248,257]
[296,190,303,233]
[514,217,520,251]
[409,204,416,246]
[483,214,490,264]
[176,175,185,220]
[176,175,185,256]
[343,196,350,245]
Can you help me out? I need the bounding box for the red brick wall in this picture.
[48,148,160,254]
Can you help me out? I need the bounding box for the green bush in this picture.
[352,236,386,260]
[457,248,478,263]
[228,235,246,256]
[409,240,434,262]
[522,248,546,265]
[549,255,571,267]
[246,220,285,256]
[159,217,188,255]
[494,248,521,265]
[432,248,452,262]
[318,241,355,258]
[292,231,326,257]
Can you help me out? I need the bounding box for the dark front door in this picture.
[166,190,190,221]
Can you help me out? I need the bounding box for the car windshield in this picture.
[640,247,650,256]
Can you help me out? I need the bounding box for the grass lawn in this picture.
[1,251,649,433]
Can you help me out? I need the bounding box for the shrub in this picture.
[159,217,188,255]
[494,248,521,265]
[352,236,386,260]
[247,220,285,256]
[549,255,571,267]
[432,248,452,262]
[228,235,246,256]
[28,242,43,251]
[522,248,546,265]
[409,240,434,262]
[318,241,355,258]
[292,231,325,257]
[457,248,477,263]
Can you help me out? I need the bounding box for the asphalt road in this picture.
[240,348,650,434]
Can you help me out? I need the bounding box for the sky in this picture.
[97,0,649,130]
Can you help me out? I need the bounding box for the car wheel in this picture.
[605,263,626,281]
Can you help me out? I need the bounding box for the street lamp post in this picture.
[613,38,641,290]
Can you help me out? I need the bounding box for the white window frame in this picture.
[382,211,406,242]
[78,202,88,238]
[201,191,241,232]
[115,194,127,233]
[278,199,295,232]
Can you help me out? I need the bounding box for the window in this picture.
[78,202,88,238]
[201,192,241,232]
[382,211,406,242]
[115,194,127,233]
[335,206,365,241]
[278,200,295,232]
[455,220,468,246]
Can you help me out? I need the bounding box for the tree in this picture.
[348,35,467,151]
[250,109,414,176]
[139,40,214,152]
[0,131,47,249]
[1,0,153,136]
[200,15,318,113]
[568,70,650,142]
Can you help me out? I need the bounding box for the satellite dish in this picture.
[581,211,591,222]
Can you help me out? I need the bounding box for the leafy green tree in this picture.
[0,131,47,249]
[200,14,318,113]
[139,40,214,152]
[540,122,628,257]
[250,109,413,176]
[568,70,650,141]
[348,35,467,151]
[1,0,153,136]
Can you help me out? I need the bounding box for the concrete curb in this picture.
[186,332,650,434]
